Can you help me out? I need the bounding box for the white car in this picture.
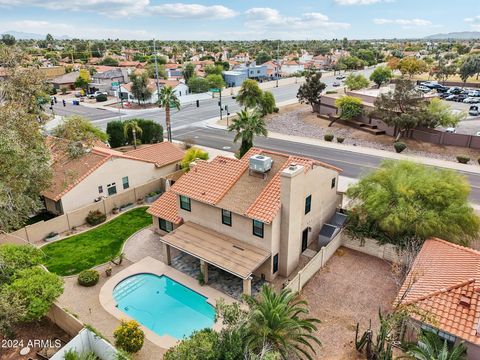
[464,97,480,104]
[467,90,480,97]
[415,85,431,92]
[445,127,456,133]
[87,91,108,99]
[332,81,341,87]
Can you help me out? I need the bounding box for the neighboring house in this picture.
[222,70,249,87]
[397,238,480,359]
[42,140,184,215]
[90,68,129,95]
[119,79,189,104]
[222,64,268,87]
[49,71,79,90]
[262,61,281,79]
[148,148,342,295]
[299,53,313,63]
[281,61,305,76]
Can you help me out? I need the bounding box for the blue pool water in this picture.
[113,273,216,339]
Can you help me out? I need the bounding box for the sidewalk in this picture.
[205,117,480,175]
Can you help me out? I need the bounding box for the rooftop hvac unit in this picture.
[249,155,273,173]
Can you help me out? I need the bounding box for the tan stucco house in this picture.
[43,141,184,215]
[148,148,342,295]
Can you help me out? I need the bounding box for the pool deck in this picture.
[99,256,236,349]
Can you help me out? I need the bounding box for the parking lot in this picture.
[46,100,119,121]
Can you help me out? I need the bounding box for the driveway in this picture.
[299,247,398,360]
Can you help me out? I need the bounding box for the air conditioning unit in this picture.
[249,155,273,173]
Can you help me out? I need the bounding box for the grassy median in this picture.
[42,207,151,276]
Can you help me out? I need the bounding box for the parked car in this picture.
[447,87,463,95]
[439,92,451,99]
[332,81,341,87]
[445,94,458,101]
[455,94,468,102]
[469,106,480,116]
[87,91,108,99]
[445,127,456,133]
[416,85,431,92]
[419,81,439,89]
[434,85,449,93]
[467,90,480,97]
[464,97,480,104]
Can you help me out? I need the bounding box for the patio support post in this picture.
[200,260,209,284]
[243,276,252,296]
[161,243,171,265]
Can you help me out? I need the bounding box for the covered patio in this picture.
[160,221,270,296]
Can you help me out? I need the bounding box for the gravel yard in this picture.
[267,104,480,162]
[299,247,398,360]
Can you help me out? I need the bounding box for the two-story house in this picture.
[148,148,342,295]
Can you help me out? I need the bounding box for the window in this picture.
[331,177,336,189]
[305,195,312,214]
[98,185,103,194]
[273,254,279,273]
[159,218,173,233]
[253,220,264,238]
[180,195,191,211]
[222,209,232,226]
[122,176,129,189]
[107,183,117,196]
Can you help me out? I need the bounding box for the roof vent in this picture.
[249,154,273,173]
[289,163,297,171]
[459,295,471,307]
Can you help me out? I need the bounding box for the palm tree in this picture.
[227,109,268,158]
[157,86,180,142]
[123,120,142,149]
[244,285,321,360]
[408,331,467,360]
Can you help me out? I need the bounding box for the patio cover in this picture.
[161,221,270,279]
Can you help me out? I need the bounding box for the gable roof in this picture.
[43,139,183,201]
[398,238,480,344]
[149,147,341,224]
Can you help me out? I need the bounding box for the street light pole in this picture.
[219,89,223,120]
[153,39,160,98]
[276,40,280,88]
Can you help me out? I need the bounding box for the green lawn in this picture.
[42,207,152,276]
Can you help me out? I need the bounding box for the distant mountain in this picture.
[1,31,70,40]
[424,31,480,40]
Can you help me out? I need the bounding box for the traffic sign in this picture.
[111,82,120,87]
[209,88,220,93]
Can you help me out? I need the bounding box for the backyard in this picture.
[42,207,152,276]
[299,246,398,360]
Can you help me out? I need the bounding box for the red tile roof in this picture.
[147,190,182,224]
[148,147,341,224]
[398,238,480,344]
[125,142,184,167]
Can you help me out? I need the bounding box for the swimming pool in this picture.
[113,273,216,339]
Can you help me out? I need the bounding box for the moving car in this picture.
[464,97,480,104]
[469,106,479,116]
[332,81,341,87]
[445,127,456,133]
[335,75,346,80]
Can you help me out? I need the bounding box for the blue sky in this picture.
[0,0,478,40]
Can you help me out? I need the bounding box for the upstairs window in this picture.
[222,209,232,226]
[253,220,264,238]
[159,218,173,233]
[180,195,191,211]
[305,195,312,214]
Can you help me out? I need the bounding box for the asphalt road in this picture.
[171,126,480,203]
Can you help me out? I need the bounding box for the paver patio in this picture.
[299,247,398,360]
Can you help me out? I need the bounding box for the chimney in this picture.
[459,295,471,308]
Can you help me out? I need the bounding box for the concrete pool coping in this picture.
[99,256,236,349]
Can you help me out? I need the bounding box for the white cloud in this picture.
[335,0,382,4]
[245,7,350,31]
[0,1,236,18]
[373,18,432,26]
[149,3,236,19]
[465,15,480,23]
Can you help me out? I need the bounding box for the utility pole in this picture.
[153,39,161,99]
[276,40,280,88]
[219,89,223,120]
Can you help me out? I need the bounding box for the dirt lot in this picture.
[299,247,398,360]
[267,103,480,162]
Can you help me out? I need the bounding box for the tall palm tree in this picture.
[123,120,142,149]
[408,331,467,360]
[244,285,321,360]
[227,109,268,158]
[157,86,180,142]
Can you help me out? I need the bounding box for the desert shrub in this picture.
[335,96,363,120]
[457,155,470,164]
[96,93,107,102]
[326,90,337,94]
[114,320,145,353]
[393,142,407,153]
[273,107,279,113]
[324,134,334,142]
[61,87,67,95]
[85,210,106,226]
[106,120,125,148]
[336,137,345,143]
[77,269,99,287]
